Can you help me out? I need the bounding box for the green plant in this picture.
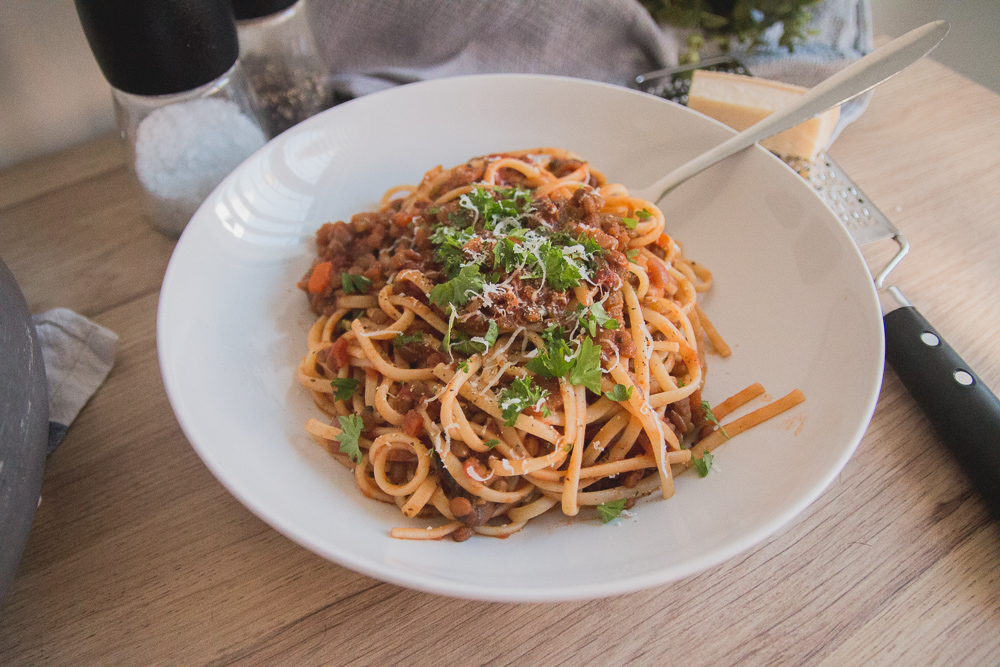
[640,0,822,63]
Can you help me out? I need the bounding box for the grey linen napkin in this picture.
[307,0,872,144]
[32,308,118,453]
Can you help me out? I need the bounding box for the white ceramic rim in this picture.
[158,74,884,601]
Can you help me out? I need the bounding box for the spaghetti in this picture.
[296,148,804,541]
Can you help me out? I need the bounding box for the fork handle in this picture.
[883,303,1000,520]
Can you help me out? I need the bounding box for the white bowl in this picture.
[158,74,883,601]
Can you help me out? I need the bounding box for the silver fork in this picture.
[630,20,1000,520]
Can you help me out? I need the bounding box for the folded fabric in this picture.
[307,0,872,143]
[31,308,119,453]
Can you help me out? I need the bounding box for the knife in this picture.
[633,21,1000,520]
[810,156,1000,520]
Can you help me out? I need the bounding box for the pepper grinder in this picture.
[75,0,267,237]
[232,0,334,137]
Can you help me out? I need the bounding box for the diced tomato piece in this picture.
[401,410,425,437]
[329,336,350,369]
[647,257,670,289]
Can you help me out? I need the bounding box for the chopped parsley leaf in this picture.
[622,216,638,229]
[626,248,641,264]
[393,331,425,348]
[597,498,627,523]
[483,438,500,449]
[429,264,484,307]
[577,301,620,337]
[701,400,729,439]
[430,224,477,278]
[330,377,360,402]
[335,414,365,464]
[458,186,533,228]
[498,377,549,426]
[458,360,469,373]
[605,384,633,402]
[635,208,652,220]
[568,336,602,394]
[341,273,372,294]
[483,319,499,347]
[526,327,575,379]
[691,450,714,477]
[450,319,500,357]
[526,329,602,394]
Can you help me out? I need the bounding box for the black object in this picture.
[231,0,297,21]
[0,258,48,603]
[75,0,240,96]
[634,55,749,105]
[884,305,1000,520]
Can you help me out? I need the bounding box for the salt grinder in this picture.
[75,0,267,237]
[232,0,334,137]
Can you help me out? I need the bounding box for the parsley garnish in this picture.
[622,216,638,229]
[483,319,499,347]
[635,208,652,220]
[691,450,713,477]
[341,273,372,294]
[577,301,620,337]
[498,377,549,426]
[393,331,424,348]
[541,240,592,291]
[526,329,602,394]
[429,264,484,307]
[330,377,360,402]
[626,248,640,263]
[526,327,575,379]
[597,498,627,523]
[483,439,500,449]
[453,319,500,356]
[701,400,729,438]
[605,384,633,402]
[335,414,364,464]
[430,224,477,278]
[458,360,469,372]
[457,186,533,228]
[568,336,602,394]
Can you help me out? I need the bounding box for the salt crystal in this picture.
[134,98,265,236]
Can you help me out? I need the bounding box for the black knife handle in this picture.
[884,305,1000,520]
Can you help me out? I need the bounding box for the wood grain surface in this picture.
[1,55,998,665]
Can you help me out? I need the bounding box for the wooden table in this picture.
[2,55,999,664]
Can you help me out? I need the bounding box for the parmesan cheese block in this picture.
[687,69,840,162]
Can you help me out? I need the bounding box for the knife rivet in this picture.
[954,370,975,386]
[920,332,940,346]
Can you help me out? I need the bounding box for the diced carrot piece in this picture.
[307,261,333,294]
[393,211,415,228]
[656,233,671,248]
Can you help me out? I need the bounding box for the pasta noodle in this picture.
[295,148,804,541]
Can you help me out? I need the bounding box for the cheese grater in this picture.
[635,57,907,286]
[635,50,1000,520]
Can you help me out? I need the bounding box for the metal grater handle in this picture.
[808,155,909,287]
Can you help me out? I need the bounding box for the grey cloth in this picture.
[310,0,681,96]
[32,308,118,453]
[308,0,872,142]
